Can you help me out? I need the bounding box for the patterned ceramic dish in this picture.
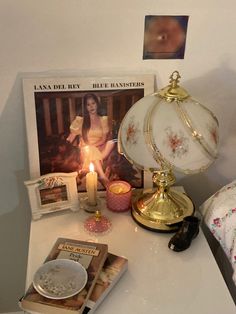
[33,259,88,299]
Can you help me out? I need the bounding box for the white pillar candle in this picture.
[86,162,97,206]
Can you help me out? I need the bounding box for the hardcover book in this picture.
[83,253,128,314]
[19,238,108,314]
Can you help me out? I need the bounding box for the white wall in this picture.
[1,0,236,311]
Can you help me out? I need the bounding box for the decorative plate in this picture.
[33,259,88,299]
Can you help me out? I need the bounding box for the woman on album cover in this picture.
[67,93,115,187]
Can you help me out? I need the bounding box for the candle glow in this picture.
[106,180,132,212]
[89,162,94,172]
[109,183,130,194]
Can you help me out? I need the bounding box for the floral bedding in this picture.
[200,180,236,284]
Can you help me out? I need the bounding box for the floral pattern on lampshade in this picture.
[208,123,219,146]
[164,127,189,159]
[125,116,141,146]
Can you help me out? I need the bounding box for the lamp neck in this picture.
[152,170,176,193]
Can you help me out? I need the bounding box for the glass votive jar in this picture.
[106,180,132,212]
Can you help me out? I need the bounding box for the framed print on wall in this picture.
[23,74,154,197]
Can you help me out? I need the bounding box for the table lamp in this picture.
[118,71,219,232]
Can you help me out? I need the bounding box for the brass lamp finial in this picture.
[169,70,181,87]
[158,70,189,102]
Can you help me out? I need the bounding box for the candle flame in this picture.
[89,162,94,172]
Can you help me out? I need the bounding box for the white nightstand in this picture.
[25,194,235,314]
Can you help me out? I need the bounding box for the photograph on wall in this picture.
[23,75,154,193]
[143,15,189,59]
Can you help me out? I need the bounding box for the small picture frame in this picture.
[24,172,79,220]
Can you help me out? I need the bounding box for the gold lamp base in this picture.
[131,170,194,232]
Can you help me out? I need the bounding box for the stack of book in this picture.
[19,237,128,314]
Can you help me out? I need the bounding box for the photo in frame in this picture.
[24,172,79,220]
[23,75,154,197]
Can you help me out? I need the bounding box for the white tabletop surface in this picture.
[26,196,236,314]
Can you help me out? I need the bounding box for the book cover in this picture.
[82,253,128,314]
[20,238,108,314]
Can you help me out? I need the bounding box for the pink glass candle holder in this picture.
[106,181,132,212]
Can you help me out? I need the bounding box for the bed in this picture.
[200,180,236,304]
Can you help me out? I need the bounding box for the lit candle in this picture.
[106,180,132,212]
[86,162,97,206]
[109,183,130,194]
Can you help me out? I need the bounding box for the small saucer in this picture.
[33,259,87,299]
[80,197,102,213]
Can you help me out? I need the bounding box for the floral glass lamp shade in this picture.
[118,71,219,232]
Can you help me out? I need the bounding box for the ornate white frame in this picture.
[24,172,79,220]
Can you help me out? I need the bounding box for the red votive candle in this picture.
[106,180,132,212]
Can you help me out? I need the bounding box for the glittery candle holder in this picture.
[106,181,132,212]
